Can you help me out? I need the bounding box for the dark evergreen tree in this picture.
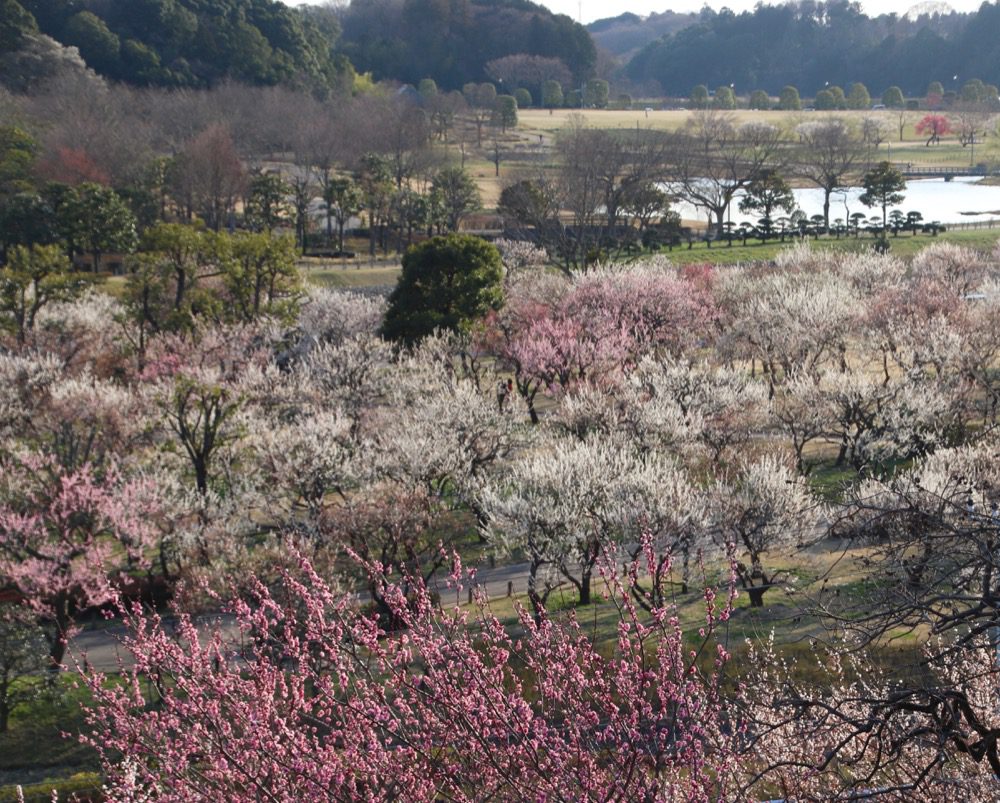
[381,233,504,345]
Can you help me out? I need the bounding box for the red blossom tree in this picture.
[915,114,952,146]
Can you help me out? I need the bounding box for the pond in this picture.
[673,176,1000,228]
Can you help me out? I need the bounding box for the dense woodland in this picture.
[2,0,354,92]
[625,1,1000,97]
[339,0,596,89]
[0,0,595,94]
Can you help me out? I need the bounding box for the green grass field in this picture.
[301,261,401,288]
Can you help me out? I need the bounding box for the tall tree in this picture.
[222,232,301,323]
[542,79,564,114]
[795,118,866,232]
[777,85,801,110]
[430,167,480,232]
[322,176,362,253]
[847,82,871,110]
[748,89,770,110]
[0,243,89,343]
[356,153,393,258]
[859,160,906,232]
[61,182,138,272]
[170,125,246,231]
[882,86,905,108]
[463,82,497,148]
[673,111,784,237]
[491,95,518,133]
[738,170,795,237]
[583,79,609,109]
[244,172,291,234]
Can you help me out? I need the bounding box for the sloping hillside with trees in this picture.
[2,0,354,92]
[627,0,1000,97]
[338,0,596,89]
[587,10,696,62]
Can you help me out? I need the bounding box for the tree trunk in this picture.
[49,604,70,671]
[194,456,208,495]
[527,556,545,625]
[835,436,848,467]
[747,586,767,608]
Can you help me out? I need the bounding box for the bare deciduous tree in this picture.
[673,110,785,238]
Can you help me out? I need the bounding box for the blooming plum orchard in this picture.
[742,634,1000,799]
[1,237,999,798]
[626,356,769,464]
[816,365,956,469]
[296,286,386,346]
[485,264,718,422]
[719,267,857,388]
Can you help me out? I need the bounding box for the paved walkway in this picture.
[68,559,536,673]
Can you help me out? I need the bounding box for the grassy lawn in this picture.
[646,227,1000,266]
[294,228,1000,291]
[299,259,401,288]
[0,678,101,798]
[472,533,927,690]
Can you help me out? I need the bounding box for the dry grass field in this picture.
[515,107,999,169]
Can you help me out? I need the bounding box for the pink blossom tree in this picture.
[484,265,718,423]
[83,551,743,801]
[0,454,159,667]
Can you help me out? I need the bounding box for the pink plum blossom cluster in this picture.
[84,550,745,802]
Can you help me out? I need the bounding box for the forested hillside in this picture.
[0,0,595,97]
[627,0,1000,96]
[4,0,1000,103]
[338,0,596,89]
[586,10,696,61]
[1,0,354,92]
